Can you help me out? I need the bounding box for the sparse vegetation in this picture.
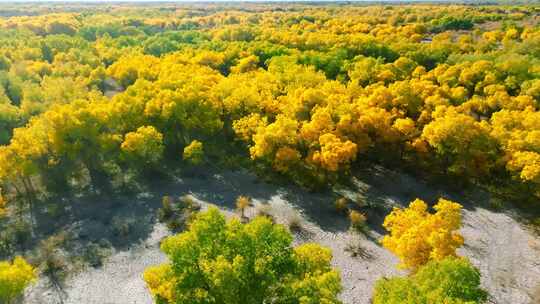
[335,197,348,213]
[157,196,174,222]
[255,203,274,221]
[82,242,108,268]
[0,220,32,256]
[158,195,201,231]
[345,237,372,259]
[35,234,69,283]
[285,210,304,232]
[111,216,134,237]
[349,210,367,233]
[235,195,251,220]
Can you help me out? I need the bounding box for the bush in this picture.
[349,210,367,232]
[0,231,13,257]
[235,195,251,219]
[36,234,69,281]
[334,197,348,213]
[285,211,304,232]
[83,242,108,267]
[373,257,488,304]
[143,208,342,303]
[158,196,174,222]
[345,237,372,259]
[159,195,200,231]
[179,195,201,211]
[12,220,32,247]
[165,216,185,231]
[0,220,32,256]
[111,216,134,237]
[44,203,63,218]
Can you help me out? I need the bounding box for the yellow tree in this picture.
[0,256,37,303]
[381,198,464,271]
[249,114,300,172]
[310,133,358,172]
[421,108,499,178]
[121,126,164,165]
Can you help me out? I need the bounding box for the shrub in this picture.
[285,211,304,232]
[334,197,348,213]
[36,234,69,280]
[0,220,33,256]
[83,242,107,267]
[158,196,174,222]
[111,216,134,237]
[165,216,184,231]
[349,210,367,232]
[143,208,342,303]
[0,231,14,257]
[345,237,372,259]
[160,195,200,231]
[44,203,63,217]
[179,195,201,211]
[12,220,32,248]
[235,195,251,218]
[354,194,368,208]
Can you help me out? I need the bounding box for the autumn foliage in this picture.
[381,198,464,270]
[143,207,341,303]
[0,4,537,204]
[0,3,527,302]
[373,257,487,304]
[0,256,36,303]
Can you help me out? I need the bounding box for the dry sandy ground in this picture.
[23,166,540,304]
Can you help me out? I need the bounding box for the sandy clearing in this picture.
[23,166,540,304]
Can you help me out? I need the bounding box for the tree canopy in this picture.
[143,207,342,304]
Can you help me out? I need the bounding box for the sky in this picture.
[0,0,435,2]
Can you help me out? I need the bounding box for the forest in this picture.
[0,2,539,304]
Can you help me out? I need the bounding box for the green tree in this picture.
[144,207,342,304]
[373,257,487,304]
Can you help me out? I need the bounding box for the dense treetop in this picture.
[0,3,539,214]
[144,207,342,304]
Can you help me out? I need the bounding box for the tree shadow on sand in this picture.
[29,162,520,264]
